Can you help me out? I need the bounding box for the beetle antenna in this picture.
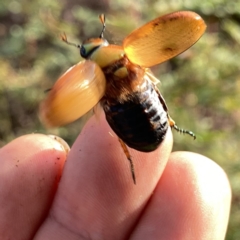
[60,32,81,49]
[173,124,196,140]
[99,14,106,38]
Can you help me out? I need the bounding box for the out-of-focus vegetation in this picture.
[0,0,239,238]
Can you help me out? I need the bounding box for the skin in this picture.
[0,113,231,240]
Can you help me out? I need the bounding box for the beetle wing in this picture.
[40,60,106,127]
[123,11,206,67]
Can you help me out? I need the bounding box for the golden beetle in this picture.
[40,11,206,184]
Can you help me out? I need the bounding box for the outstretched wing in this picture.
[123,11,206,67]
[40,60,106,127]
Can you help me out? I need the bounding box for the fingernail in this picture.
[48,135,70,153]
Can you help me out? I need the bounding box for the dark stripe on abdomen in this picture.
[103,81,168,152]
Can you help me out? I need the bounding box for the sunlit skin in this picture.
[40,11,206,183]
[0,114,231,239]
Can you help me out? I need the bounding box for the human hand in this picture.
[0,114,231,240]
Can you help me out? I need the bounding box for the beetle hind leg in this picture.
[168,116,196,140]
[118,138,136,184]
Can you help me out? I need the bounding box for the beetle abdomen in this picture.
[103,80,168,152]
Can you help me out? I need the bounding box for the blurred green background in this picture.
[0,0,239,238]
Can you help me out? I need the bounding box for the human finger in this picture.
[34,113,173,240]
[0,134,68,240]
[130,152,231,240]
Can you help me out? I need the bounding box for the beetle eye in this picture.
[80,46,87,58]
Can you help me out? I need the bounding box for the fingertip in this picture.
[1,133,69,159]
[47,134,70,153]
[0,133,69,198]
[131,152,231,240]
[168,152,231,239]
[169,152,231,208]
[1,133,69,192]
[0,134,68,240]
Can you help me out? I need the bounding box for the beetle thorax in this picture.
[102,57,146,102]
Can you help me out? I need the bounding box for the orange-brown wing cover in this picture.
[40,60,106,127]
[123,11,206,67]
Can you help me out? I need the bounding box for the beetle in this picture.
[40,11,206,184]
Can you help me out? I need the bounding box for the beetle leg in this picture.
[171,123,196,140]
[168,115,196,139]
[118,138,136,184]
[168,116,175,127]
[154,84,196,140]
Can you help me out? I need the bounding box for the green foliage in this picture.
[0,0,239,238]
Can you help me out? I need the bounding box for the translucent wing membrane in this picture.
[123,11,206,67]
[40,60,106,127]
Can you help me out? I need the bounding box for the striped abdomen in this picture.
[103,79,168,152]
